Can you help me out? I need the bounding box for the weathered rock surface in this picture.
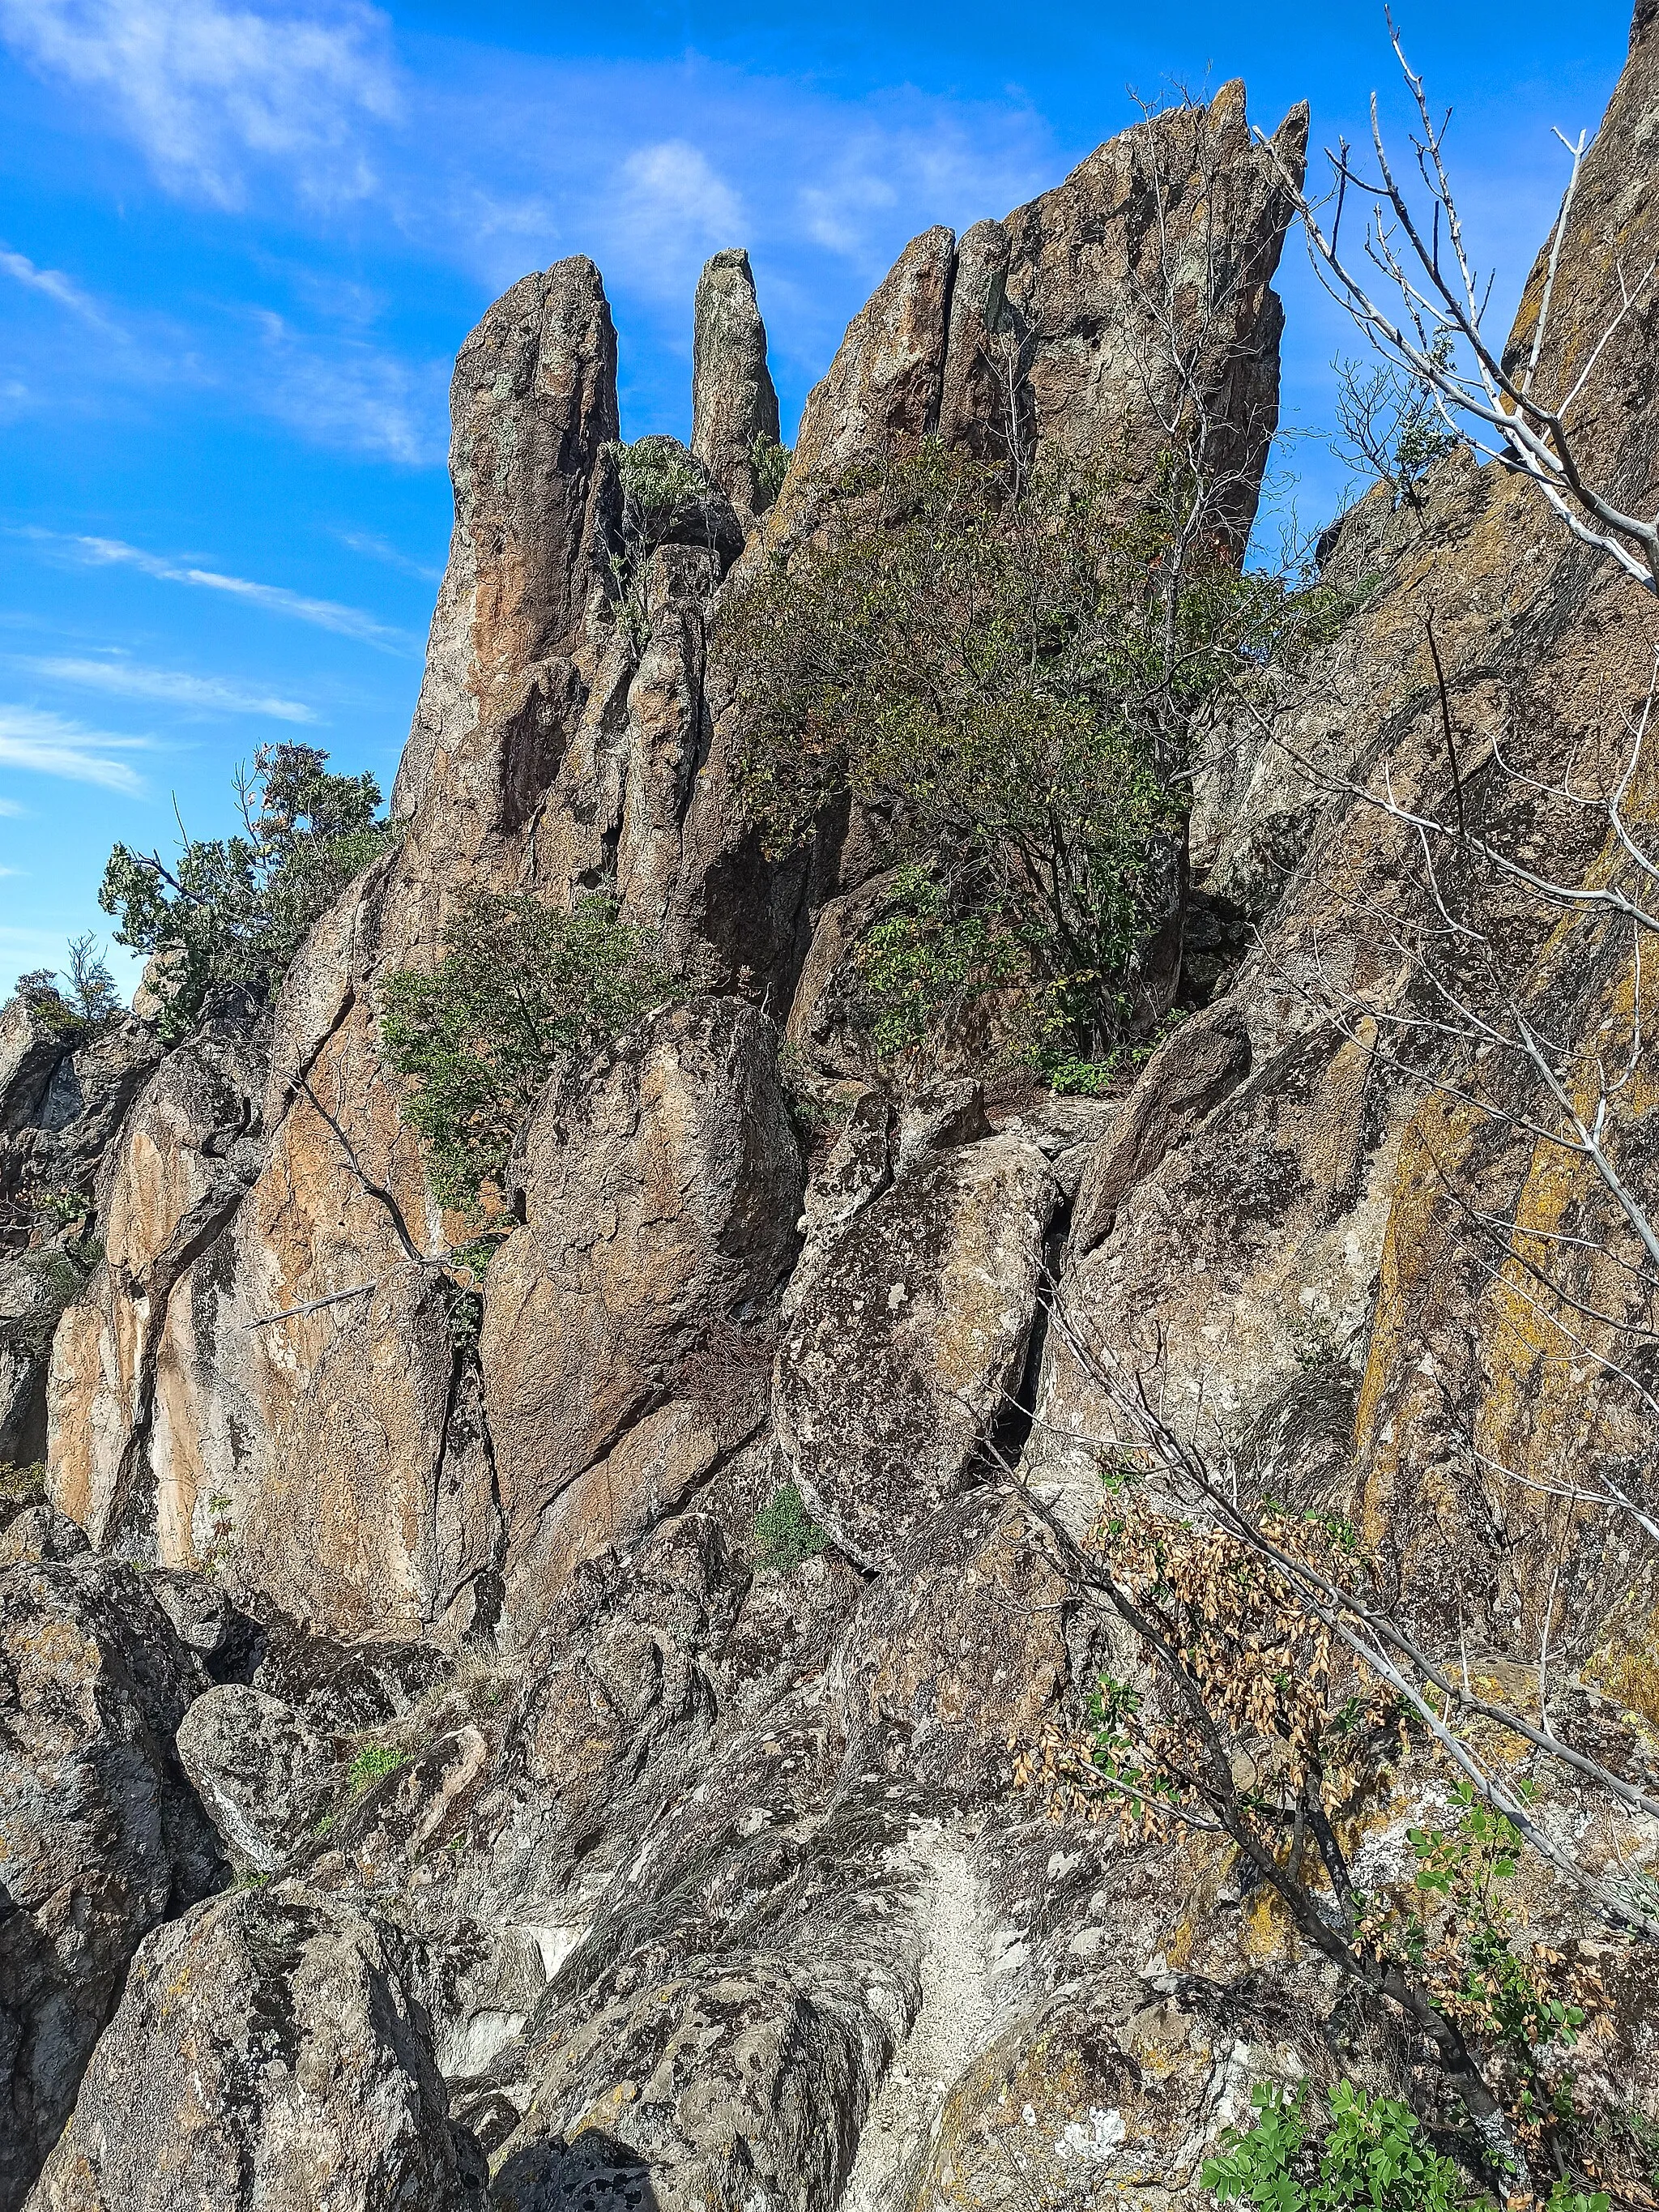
[23,1884,482,2212]
[480,996,800,1629]
[0,1552,220,2212]
[1036,0,1659,1655]
[1,1002,161,1462]
[692,246,783,519]
[175,1683,340,1874]
[770,82,1304,551]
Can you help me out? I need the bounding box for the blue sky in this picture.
[0,0,1635,997]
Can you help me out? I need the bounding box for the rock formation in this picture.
[8,21,1659,2209]
[692,246,783,519]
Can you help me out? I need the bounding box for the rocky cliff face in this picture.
[7,36,1659,2212]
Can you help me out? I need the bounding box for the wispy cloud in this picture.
[0,0,401,210]
[28,533,415,651]
[337,528,443,583]
[0,705,149,793]
[250,310,446,464]
[0,246,113,328]
[15,653,318,721]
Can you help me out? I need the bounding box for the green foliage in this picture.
[751,435,791,510]
[1204,2081,1475,2212]
[381,890,672,1219]
[722,442,1335,1066]
[850,864,1022,1075]
[1333,335,1461,507]
[15,933,124,1041]
[606,436,728,653]
[100,743,392,1040]
[347,1744,404,1794]
[1398,1785,1586,2084]
[751,1481,829,1573]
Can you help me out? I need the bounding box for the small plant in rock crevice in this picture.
[751,1481,830,1573]
[347,1744,404,1795]
[0,1461,47,1510]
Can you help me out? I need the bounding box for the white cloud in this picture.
[337,528,442,583]
[603,141,745,298]
[250,310,446,465]
[15,653,318,721]
[0,705,149,793]
[31,533,415,651]
[0,0,400,209]
[0,246,113,328]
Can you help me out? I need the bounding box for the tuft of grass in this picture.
[752,1481,830,1574]
[347,1744,404,1795]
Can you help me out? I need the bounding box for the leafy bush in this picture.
[1205,2081,1474,2212]
[605,436,731,653]
[849,863,1021,1077]
[721,442,1333,1068]
[0,1461,47,1510]
[751,435,791,510]
[100,743,392,1040]
[380,890,672,1219]
[751,1481,829,1572]
[1205,2080,1610,2212]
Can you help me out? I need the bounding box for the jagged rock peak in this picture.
[691,246,782,519]
[773,83,1307,550]
[391,254,619,823]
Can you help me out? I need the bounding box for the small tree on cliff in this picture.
[720,441,1334,1074]
[100,744,393,1040]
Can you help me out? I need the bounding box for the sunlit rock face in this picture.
[23,19,1659,2208]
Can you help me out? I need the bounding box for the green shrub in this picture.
[751,435,791,510]
[721,442,1335,1066]
[0,1462,47,1510]
[15,933,124,1041]
[752,1482,829,1573]
[381,890,672,1219]
[849,863,1023,1077]
[1204,2081,1476,2212]
[100,743,392,1040]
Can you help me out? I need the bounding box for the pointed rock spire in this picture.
[690,246,781,521]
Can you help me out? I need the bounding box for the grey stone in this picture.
[1,1553,220,2212]
[23,1883,482,2211]
[175,1682,341,1874]
[691,246,782,520]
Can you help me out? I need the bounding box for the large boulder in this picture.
[23,1884,482,2212]
[175,1683,341,1875]
[0,1552,220,2212]
[480,997,801,1633]
[774,1132,1059,1568]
